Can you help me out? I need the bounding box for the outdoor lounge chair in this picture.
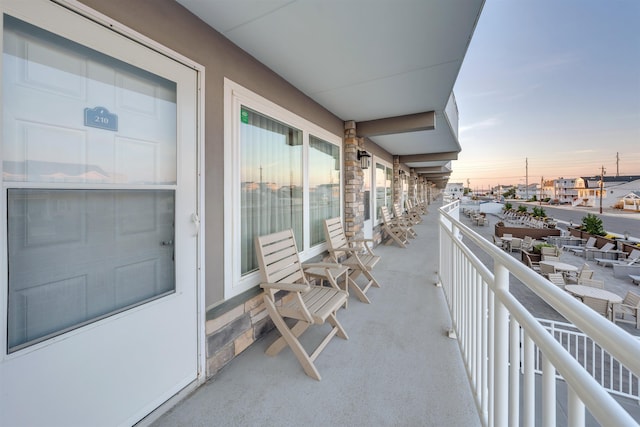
[380,206,410,248]
[323,217,381,304]
[508,237,522,253]
[584,242,615,260]
[564,236,597,255]
[255,229,349,380]
[594,249,640,268]
[583,296,612,320]
[612,291,640,329]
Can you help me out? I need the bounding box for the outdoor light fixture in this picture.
[357,150,371,169]
[624,231,630,240]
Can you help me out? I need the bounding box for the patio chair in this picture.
[255,229,349,380]
[380,206,409,248]
[522,236,534,252]
[492,235,505,250]
[540,245,560,258]
[582,296,612,320]
[393,203,419,234]
[323,217,381,304]
[404,199,423,223]
[594,249,640,268]
[539,262,556,278]
[547,272,566,289]
[566,263,593,284]
[578,278,604,289]
[508,237,522,253]
[524,252,541,273]
[612,291,640,329]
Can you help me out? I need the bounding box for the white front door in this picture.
[0,2,199,426]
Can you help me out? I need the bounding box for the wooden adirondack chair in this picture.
[323,217,381,304]
[583,296,612,320]
[255,229,349,380]
[380,206,409,248]
[392,203,418,236]
[404,199,423,223]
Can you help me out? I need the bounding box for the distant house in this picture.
[554,177,579,204]
[620,191,640,211]
[576,175,640,207]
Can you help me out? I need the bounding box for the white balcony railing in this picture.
[438,200,640,427]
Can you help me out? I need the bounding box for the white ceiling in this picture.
[177,0,484,181]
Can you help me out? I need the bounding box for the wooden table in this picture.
[564,285,623,304]
[540,260,578,274]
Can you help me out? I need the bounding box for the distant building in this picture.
[445,182,464,198]
[515,183,538,200]
[576,175,640,208]
[554,177,578,204]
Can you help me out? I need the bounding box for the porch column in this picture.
[393,156,401,205]
[344,121,364,239]
[408,169,417,201]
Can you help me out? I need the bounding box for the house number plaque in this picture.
[84,106,118,132]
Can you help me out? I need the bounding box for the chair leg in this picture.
[346,275,371,304]
[263,298,321,380]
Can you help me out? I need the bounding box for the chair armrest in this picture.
[260,282,310,293]
[303,262,343,269]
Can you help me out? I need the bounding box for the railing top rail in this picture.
[439,201,640,377]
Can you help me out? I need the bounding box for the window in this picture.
[309,135,340,246]
[224,80,342,298]
[240,107,303,275]
[375,160,393,222]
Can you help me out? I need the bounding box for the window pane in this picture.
[240,107,302,275]
[376,163,385,220]
[2,16,177,185]
[309,135,340,246]
[7,189,175,352]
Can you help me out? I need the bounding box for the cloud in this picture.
[459,117,501,134]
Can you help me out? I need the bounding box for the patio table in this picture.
[539,260,578,274]
[564,285,623,304]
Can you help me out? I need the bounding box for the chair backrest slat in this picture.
[255,229,305,284]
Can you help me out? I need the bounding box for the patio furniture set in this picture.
[253,200,429,380]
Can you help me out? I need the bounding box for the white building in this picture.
[445,182,465,199]
[554,177,579,204]
[575,175,640,208]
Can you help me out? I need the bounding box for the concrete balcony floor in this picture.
[150,203,481,427]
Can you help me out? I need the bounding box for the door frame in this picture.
[1,0,207,419]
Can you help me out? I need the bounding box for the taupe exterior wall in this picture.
[78,0,343,307]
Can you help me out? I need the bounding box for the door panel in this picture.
[1,3,199,426]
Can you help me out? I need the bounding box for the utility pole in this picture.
[540,176,543,205]
[599,165,605,214]
[616,152,619,177]
[525,157,529,200]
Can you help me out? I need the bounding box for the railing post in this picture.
[493,262,509,427]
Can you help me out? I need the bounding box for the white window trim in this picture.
[223,78,342,299]
[373,157,393,226]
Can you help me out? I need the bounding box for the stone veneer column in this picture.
[343,121,364,239]
[393,156,401,205]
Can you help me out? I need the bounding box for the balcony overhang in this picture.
[356,111,435,137]
[176,0,484,177]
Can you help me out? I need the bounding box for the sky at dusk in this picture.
[451,0,640,190]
